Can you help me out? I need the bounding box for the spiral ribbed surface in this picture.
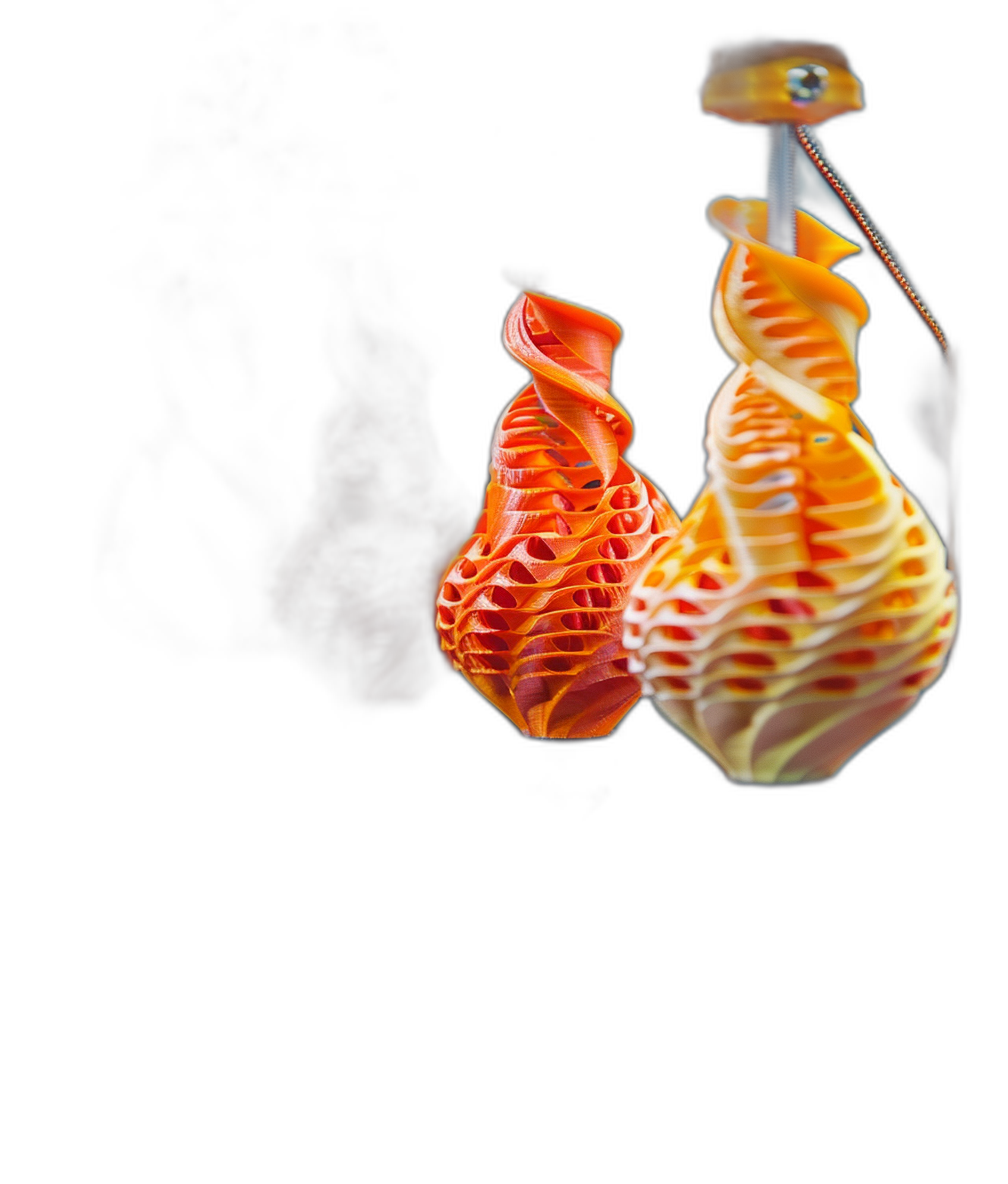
[437,292,678,738]
[623,200,957,782]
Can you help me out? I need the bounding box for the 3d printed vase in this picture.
[437,292,678,738]
[623,200,957,781]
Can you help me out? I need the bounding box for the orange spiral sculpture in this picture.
[436,292,679,738]
[623,200,957,781]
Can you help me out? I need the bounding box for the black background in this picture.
[86,6,985,942]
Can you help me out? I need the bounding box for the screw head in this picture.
[786,64,829,105]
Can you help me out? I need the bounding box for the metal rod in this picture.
[767,123,796,255]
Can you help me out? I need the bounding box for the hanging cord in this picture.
[795,126,947,355]
[795,122,961,580]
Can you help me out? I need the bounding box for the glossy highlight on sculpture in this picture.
[623,43,958,781]
[435,293,678,738]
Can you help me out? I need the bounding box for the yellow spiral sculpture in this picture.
[437,292,679,738]
[623,199,957,782]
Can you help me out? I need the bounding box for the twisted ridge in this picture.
[623,201,957,782]
[437,292,679,738]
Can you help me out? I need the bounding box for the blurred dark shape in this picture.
[92,262,302,663]
[270,274,471,700]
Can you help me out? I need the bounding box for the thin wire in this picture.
[800,123,957,587]
[795,126,947,359]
